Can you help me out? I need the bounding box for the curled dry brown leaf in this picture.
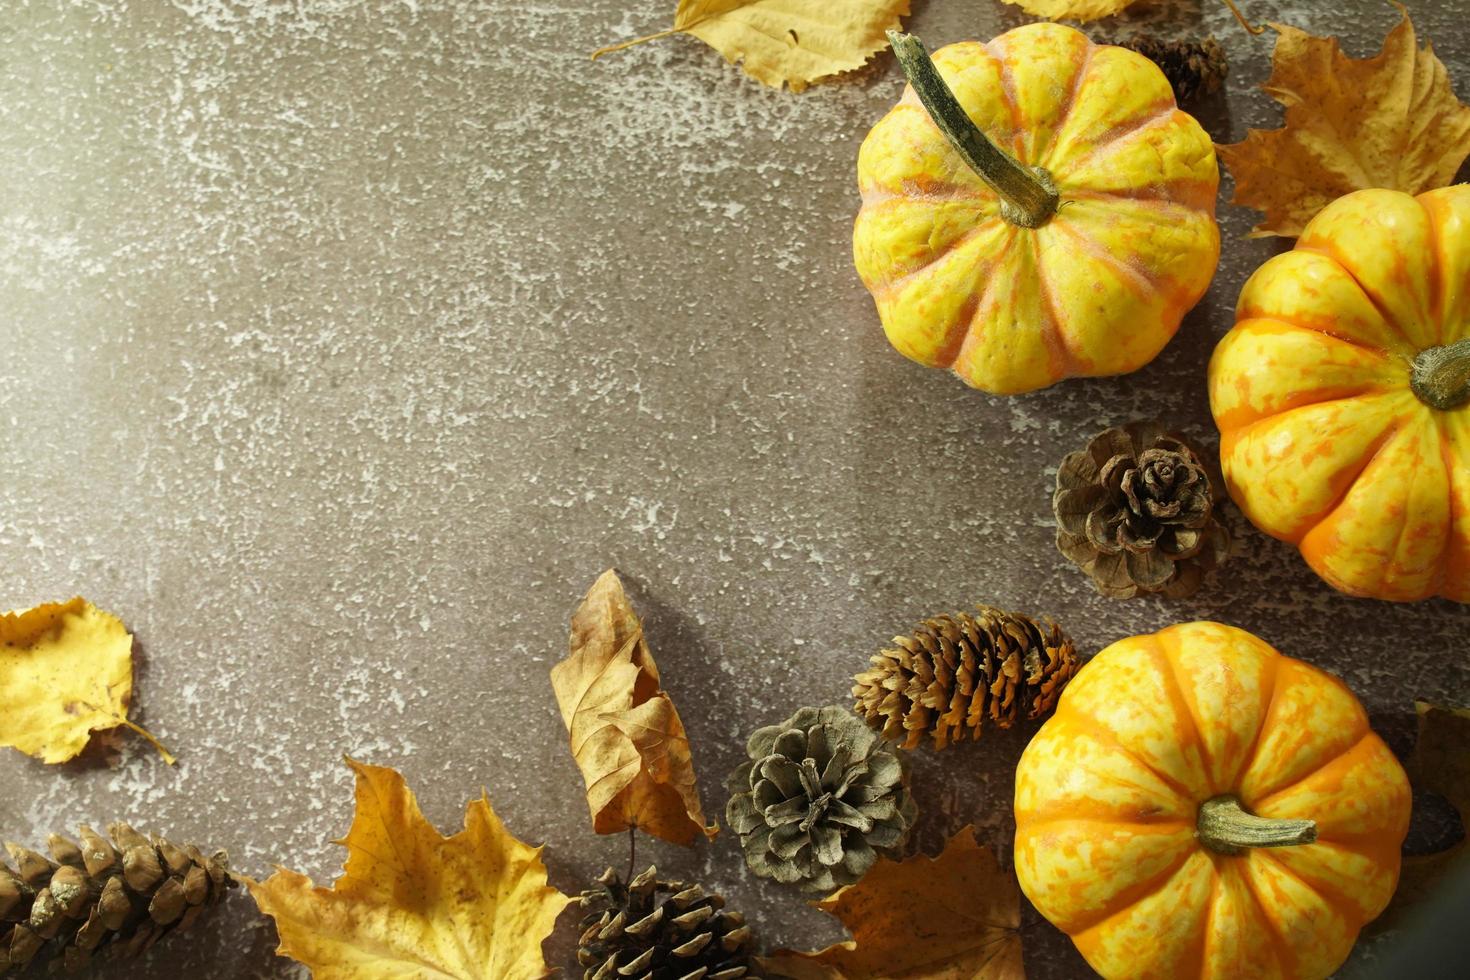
[592,0,911,93]
[763,825,1025,979]
[551,569,716,846]
[1219,5,1470,237]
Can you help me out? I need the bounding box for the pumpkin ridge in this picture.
[1259,842,1388,928]
[1047,106,1180,182]
[1060,844,1198,935]
[942,262,1002,370]
[1196,866,1222,980]
[1033,240,1082,377]
[1150,636,1218,795]
[1056,704,1200,808]
[1295,240,1423,350]
[1248,730,1375,818]
[1235,856,1303,980]
[870,215,1007,293]
[1236,313,1398,359]
[1225,403,1407,543]
[1045,212,1163,295]
[1044,42,1096,165]
[1226,648,1284,800]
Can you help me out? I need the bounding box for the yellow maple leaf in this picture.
[592,0,911,93]
[998,0,1133,21]
[0,597,173,764]
[551,569,716,846]
[249,759,571,980]
[1219,5,1470,237]
[763,826,1025,979]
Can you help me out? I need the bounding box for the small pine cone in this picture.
[726,706,917,895]
[853,606,1080,751]
[1,823,236,975]
[576,866,760,980]
[1121,34,1228,103]
[1054,420,1231,600]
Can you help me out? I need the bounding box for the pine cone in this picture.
[726,705,917,895]
[1054,420,1230,599]
[576,866,759,980]
[1,824,235,975]
[1121,34,1228,103]
[853,606,1079,751]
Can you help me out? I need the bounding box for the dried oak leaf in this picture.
[1219,5,1470,237]
[1373,701,1470,930]
[999,0,1134,22]
[0,597,173,764]
[551,569,716,846]
[592,0,911,93]
[249,758,571,979]
[763,826,1025,979]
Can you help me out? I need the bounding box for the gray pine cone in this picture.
[726,705,917,894]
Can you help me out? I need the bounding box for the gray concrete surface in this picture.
[2,0,1467,977]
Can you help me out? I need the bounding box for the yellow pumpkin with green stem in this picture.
[1015,621,1410,980]
[1209,186,1470,602]
[853,25,1220,395]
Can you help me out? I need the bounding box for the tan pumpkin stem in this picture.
[886,31,1060,229]
[1197,796,1317,855]
[1411,338,1470,410]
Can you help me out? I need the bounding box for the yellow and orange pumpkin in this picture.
[853,24,1220,395]
[1015,621,1410,980]
[1209,186,1470,602]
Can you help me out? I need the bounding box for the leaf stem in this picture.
[113,713,177,765]
[590,26,683,61]
[1221,0,1267,36]
[885,31,1059,228]
[627,824,638,883]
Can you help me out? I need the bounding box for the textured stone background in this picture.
[2,0,1468,977]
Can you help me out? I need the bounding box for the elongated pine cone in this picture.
[1054,420,1231,599]
[576,866,760,980]
[1121,34,1228,103]
[727,705,917,895]
[1,823,235,975]
[853,606,1079,750]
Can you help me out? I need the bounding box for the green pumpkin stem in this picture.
[1197,795,1317,855]
[886,31,1060,229]
[1410,338,1470,410]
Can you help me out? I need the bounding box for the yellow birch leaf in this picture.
[1219,5,1470,237]
[999,0,1134,22]
[249,758,571,980]
[763,826,1025,980]
[592,0,912,93]
[551,569,716,846]
[0,597,173,764]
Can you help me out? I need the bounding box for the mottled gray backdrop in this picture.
[2,0,1467,977]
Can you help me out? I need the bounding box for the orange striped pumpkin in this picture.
[1015,622,1410,980]
[1210,186,1470,602]
[853,23,1220,395]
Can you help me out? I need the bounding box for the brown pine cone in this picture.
[576,866,760,980]
[1054,420,1230,599]
[853,607,1079,751]
[1,824,235,975]
[1121,34,1228,103]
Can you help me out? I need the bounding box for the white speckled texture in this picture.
[1,1,1467,977]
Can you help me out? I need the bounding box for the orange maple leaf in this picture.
[1219,5,1470,237]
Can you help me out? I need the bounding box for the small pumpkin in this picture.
[1015,621,1410,980]
[853,25,1220,395]
[1209,186,1470,602]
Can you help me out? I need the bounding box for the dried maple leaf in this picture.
[1219,5,1470,237]
[591,0,911,93]
[1371,700,1470,931]
[999,0,1134,21]
[763,826,1025,979]
[551,569,716,846]
[250,758,571,979]
[0,597,173,764]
